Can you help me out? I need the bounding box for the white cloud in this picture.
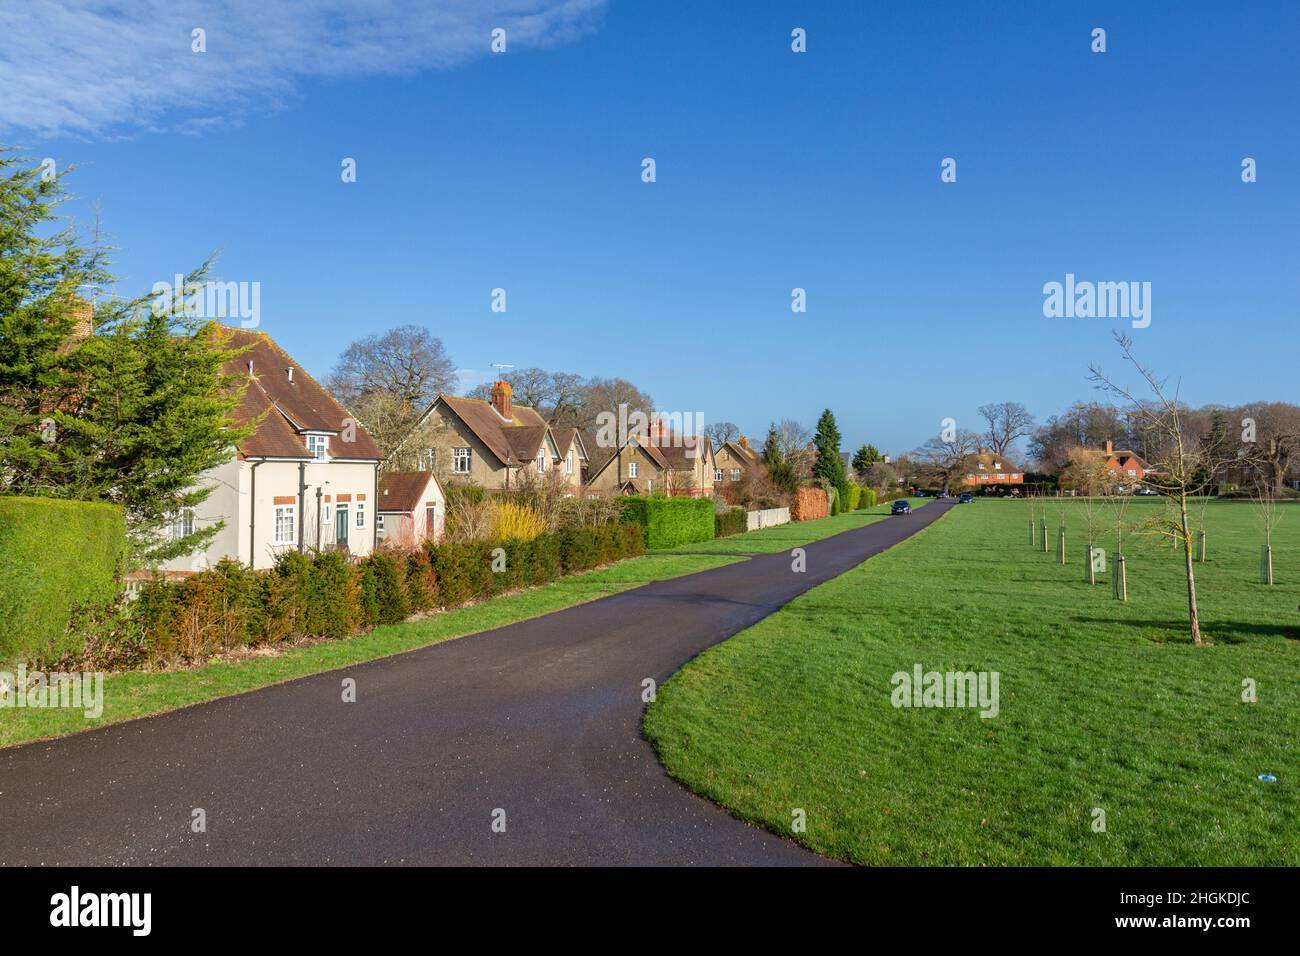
[0,0,605,139]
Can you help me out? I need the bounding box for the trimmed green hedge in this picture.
[715,507,747,538]
[0,496,126,664]
[844,485,862,512]
[121,522,646,667]
[620,496,715,549]
[857,487,877,510]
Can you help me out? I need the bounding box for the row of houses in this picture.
[160,331,765,574]
[957,440,1151,488]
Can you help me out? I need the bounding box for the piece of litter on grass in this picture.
[1257,774,1278,782]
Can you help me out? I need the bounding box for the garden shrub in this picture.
[857,486,877,509]
[715,507,747,538]
[366,552,410,625]
[47,514,650,669]
[530,533,562,584]
[620,496,714,549]
[558,527,599,573]
[0,496,126,665]
[258,570,304,644]
[276,549,362,638]
[492,501,546,541]
[359,562,380,627]
[403,549,438,612]
[499,537,534,590]
[791,487,829,521]
[140,560,268,664]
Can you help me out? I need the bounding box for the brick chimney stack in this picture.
[70,296,94,340]
[1105,439,1113,456]
[490,380,513,420]
[738,435,748,448]
[56,295,94,354]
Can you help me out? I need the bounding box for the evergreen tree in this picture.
[813,408,850,507]
[762,424,799,495]
[852,443,882,474]
[0,149,250,565]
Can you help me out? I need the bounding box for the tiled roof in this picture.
[502,425,547,464]
[720,440,759,464]
[963,451,1021,472]
[654,438,711,469]
[437,394,549,465]
[1111,451,1151,470]
[378,472,440,513]
[550,426,584,460]
[219,328,382,461]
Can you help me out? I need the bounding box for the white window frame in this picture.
[274,504,297,545]
[376,514,386,533]
[453,447,472,474]
[628,461,638,479]
[565,451,574,474]
[536,454,547,474]
[356,501,365,528]
[307,434,329,460]
[422,448,437,471]
[170,508,194,541]
[714,468,723,481]
[731,468,740,481]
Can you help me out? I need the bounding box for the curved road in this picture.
[0,500,952,865]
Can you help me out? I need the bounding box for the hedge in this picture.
[122,522,646,667]
[715,507,747,538]
[0,496,125,664]
[857,486,877,510]
[791,487,829,521]
[844,485,862,512]
[620,496,714,549]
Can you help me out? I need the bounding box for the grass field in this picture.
[644,497,1300,866]
[0,498,919,750]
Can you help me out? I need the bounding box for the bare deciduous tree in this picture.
[704,421,740,448]
[911,428,980,492]
[1250,480,1283,585]
[1240,402,1300,494]
[1089,334,1238,645]
[978,401,1035,457]
[328,325,457,417]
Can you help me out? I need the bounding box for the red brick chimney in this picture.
[56,295,94,354]
[738,435,748,448]
[490,380,513,420]
[70,296,94,340]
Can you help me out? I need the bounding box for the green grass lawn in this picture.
[0,500,912,749]
[644,498,1300,866]
[669,497,928,555]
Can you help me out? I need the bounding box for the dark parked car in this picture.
[1134,486,1159,496]
[891,500,912,515]
[958,493,974,504]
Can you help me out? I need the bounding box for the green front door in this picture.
[335,506,349,548]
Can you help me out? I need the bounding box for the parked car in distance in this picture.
[891,500,912,515]
[958,493,974,504]
[1134,487,1159,496]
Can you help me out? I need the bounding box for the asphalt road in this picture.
[0,500,953,866]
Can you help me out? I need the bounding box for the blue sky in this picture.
[5,0,1297,459]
